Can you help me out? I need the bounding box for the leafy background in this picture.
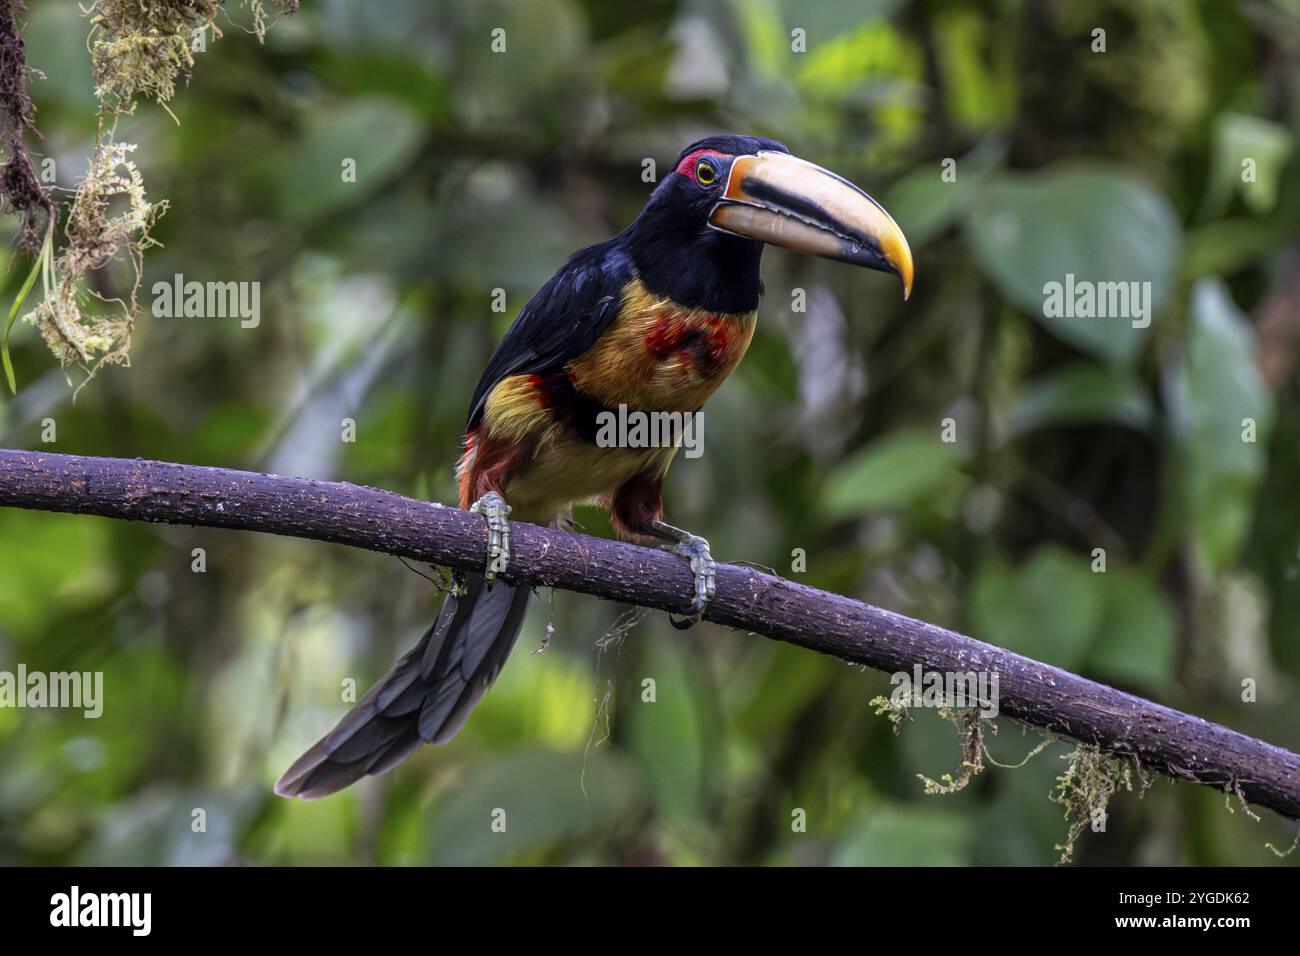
[1,0,1298,865]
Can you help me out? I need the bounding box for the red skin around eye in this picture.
[674,149,728,178]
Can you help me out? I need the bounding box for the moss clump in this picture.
[869,694,911,735]
[85,0,297,118]
[6,0,296,392]
[22,142,163,384]
[1051,746,1149,865]
[86,0,225,119]
[917,708,986,795]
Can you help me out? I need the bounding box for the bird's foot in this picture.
[650,521,716,629]
[469,491,512,582]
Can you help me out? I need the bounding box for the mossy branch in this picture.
[1,448,1299,821]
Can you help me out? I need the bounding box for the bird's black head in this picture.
[655,134,794,224]
[622,133,912,314]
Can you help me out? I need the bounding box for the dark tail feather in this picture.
[275,573,531,799]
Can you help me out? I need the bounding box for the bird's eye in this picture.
[695,160,718,186]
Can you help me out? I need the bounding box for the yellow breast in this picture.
[566,277,757,412]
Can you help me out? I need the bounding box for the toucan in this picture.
[275,134,913,798]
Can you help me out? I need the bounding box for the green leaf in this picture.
[972,546,1177,689]
[629,640,705,821]
[1,249,44,395]
[973,550,1175,690]
[970,547,1104,670]
[280,97,424,221]
[1202,112,1293,217]
[1088,573,1177,689]
[1002,362,1152,439]
[1183,215,1295,281]
[833,805,973,866]
[1167,280,1273,572]
[0,511,116,638]
[795,21,918,99]
[884,138,1003,246]
[966,165,1181,367]
[426,749,641,865]
[822,427,961,517]
[932,12,1016,129]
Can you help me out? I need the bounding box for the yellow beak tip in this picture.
[880,231,913,302]
[898,261,914,301]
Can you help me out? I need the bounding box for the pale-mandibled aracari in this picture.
[276,134,913,798]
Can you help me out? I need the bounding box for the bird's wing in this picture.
[466,240,636,428]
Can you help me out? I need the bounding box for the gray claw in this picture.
[470,491,511,581]
[664,533,715,628]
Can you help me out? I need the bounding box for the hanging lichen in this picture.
[3,0,298,393]
[85,0,300,120]
[917,708,987,795]
[22,142,162,381]
[1051,745,1150,865]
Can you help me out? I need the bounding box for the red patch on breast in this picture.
[644,314,685,357]
[704,315,733,363]
[643,312,739,378]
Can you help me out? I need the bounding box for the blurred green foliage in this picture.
[1,0,1298,866]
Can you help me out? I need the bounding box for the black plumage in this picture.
[467,134,789,427]
[274,574,530,799]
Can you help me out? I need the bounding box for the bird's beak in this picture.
[709,151,914,299]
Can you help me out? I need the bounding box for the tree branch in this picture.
[2,448,1298,819]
